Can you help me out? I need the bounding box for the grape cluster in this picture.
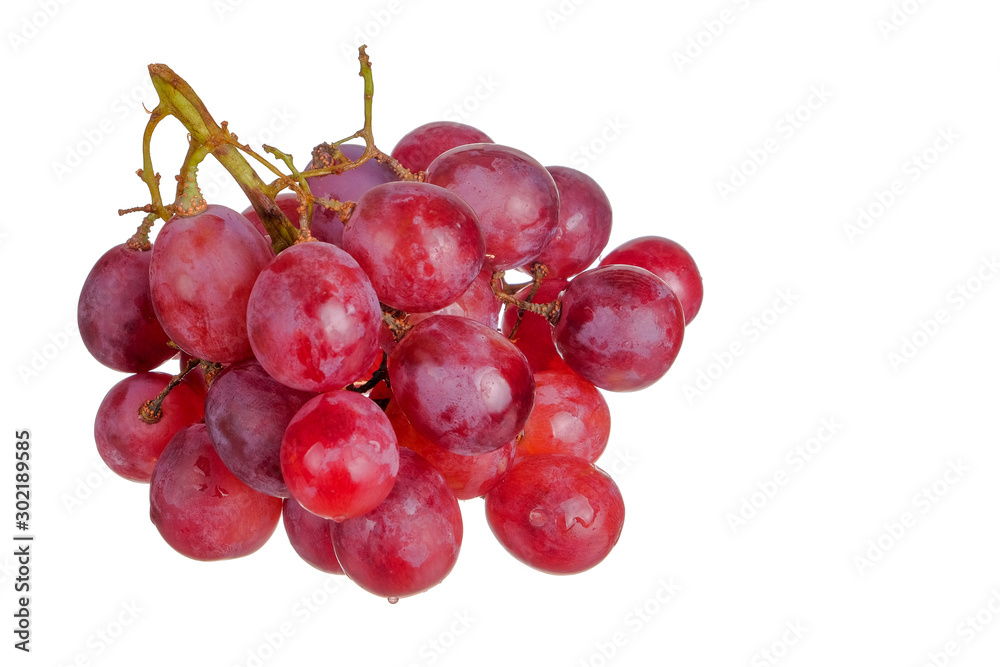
[78,55,703,603]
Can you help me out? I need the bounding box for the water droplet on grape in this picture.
[528,508,547,527]
[387,596,399,604]
[194,456,211,476]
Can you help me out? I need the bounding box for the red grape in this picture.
[386,397,516,500]
[342,181,485,312]
[149,204,273,363]
[517,369,610,462]
[306,143,399,246]
[485,454,624,575]
[240,193,302,239]
[409,268,503,330]
[426,144,560,270]
[531,166,613,279]
[500,278,572,375]
[331,448,462,600]
[391,121,493,173]
[282,497,344,575]
[78,244,173,372]
[601,236,704,324]
[281,391,399,522]
[150,423,282,561]
[389,315,535,455]
[553,265,684,392]
[204,360,315,498]
[246,242,382,393]
[95,372,205,483]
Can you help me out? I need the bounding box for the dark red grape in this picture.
[95,372,205,483]
[342,181,485,312]
[389,315,535,455]
[500,278,573,375]
[78,243,173,372]
[331,448,462,600]
[386,397,515,500]
[149,204,273,363]
[600,236,704,324]
[150,423,282,561]
[282,497,344,575]
[204,360,315,498]
[485,454,624,575]
[306,143,398,246]
[391,121,493,173]
[517,369,610,462]
[240,193,302,239]
[425,144,560,270]
[281,391,399,522]
[530,167,613,279]
[553,265,684,392]
[247,242,382,393]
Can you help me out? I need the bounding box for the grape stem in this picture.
[381,306,412,341]
[138,358,199,424]
[490,266,562,328]
[347,353,389,394]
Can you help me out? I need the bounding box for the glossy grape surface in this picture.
[517,369,610,462]
[78,244,173,372]
[150,424,282,561]
[485,454,624,575]
[282,497,344,574]
[408,268,502,330]
[553,265,684,392]
[391,121,493,173]
[601,236,704,324]
[247,242,382,393]
[389,315,535,455]
[332,449,462,600]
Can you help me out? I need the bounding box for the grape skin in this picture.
[516,369,611,462]
[282,497,344,575]
[391,121,493,173]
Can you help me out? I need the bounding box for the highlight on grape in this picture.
[77,46,705,602]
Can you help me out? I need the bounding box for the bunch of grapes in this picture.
[78,48,703,603]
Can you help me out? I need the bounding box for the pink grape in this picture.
[78,243,173,372]
[600,236,704,324]
[485,454,624,575]
[150,423,282,561]
[280,391,399,522]
[246,242,382,393]
[517,369,610,462]
[553,265,684,392]
[331,448,462,600]
[204,360,315,498]
[531,166,613,279]
[409,268,503,330]
[94,372,205,483]
[389,315,535,456]
[282,497,344,575]
[386,397,516,500]
[391,121,493,173]
[306,143,398,245]
[240,193,302,239]
[149,204,273,363]
[426,144,560,270]
[342,181,485,312]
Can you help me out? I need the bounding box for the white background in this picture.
[3,0,1000,665]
